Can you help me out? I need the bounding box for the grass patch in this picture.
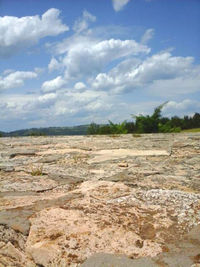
[132,134,142,137]
[71,153,89,164]
[31,165,43,176]
[182,128,200,133]
[109,134,121,138]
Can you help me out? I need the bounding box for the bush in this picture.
[87,121,128,135]
[158,122,181,133]
[28,131,46,136]
[87,104,200,135]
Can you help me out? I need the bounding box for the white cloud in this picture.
[112,0,130,12]
[0,8,69,57]
[42,76,65,93]
[3,69,14,75]
[141,28,155,44]
[0,71,37,91]
[91,52,200,95]
[130,52,195,83]
[149,75,200,97]
[1,10,200,131]
[48,58,62,72]
[74,82,86,90]
[73,10,96,34]
[163,100,200,117]
[1,84,199,131]
[34,67,45,74]
[0,94,37,122]
[45,35,149,89]
[38,93,57,103]
[61,38,150,80]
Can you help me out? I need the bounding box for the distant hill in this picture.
[0,125,89,137]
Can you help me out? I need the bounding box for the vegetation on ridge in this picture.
[1,104,200,137]
[87,103,200,135]
[0,125,88,137]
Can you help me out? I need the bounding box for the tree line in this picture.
[0,125,88,137]
[87,103,200,135]
[1,104,199,137]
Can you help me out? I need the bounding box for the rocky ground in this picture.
[0,133,199,267]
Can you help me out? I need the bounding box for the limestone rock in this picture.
[81,253,157,267]
[0,133,199,266]
[118,161,128,167]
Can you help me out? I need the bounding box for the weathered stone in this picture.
[118,161,128,167]
[81,253,157,267]
[37,154,63,163]
[48,173,84,185]
[0,192,83,234]
[139,223,156,240]
[0,163,15,172]
[2,149,37,159]
[88,149,170,164]
[0,133,199,266]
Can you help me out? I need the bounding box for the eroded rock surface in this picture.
[0,133,200,266]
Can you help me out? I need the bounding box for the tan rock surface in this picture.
[0,133,200,266]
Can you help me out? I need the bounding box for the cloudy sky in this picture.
[0,0,200,131]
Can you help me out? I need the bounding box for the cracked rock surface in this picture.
[0,133,200,266]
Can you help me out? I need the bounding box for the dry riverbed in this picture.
[0,133,200,266]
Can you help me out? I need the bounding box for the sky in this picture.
[0,0,200,132]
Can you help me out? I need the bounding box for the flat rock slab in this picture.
[81,253,157,267]
[0,175,58,193]
[0,163,15,172]
[1,149,37,158]
[0,133,200,266]
[88,149,170,163]
[37,154,63,163]
[0,191,82,235]
[82,225,200,267]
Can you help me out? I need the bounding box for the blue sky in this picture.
[0,0,200,131]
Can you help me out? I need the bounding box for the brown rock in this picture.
[139,223,156,240]
[118,162,128,168]
[0,133,200,266]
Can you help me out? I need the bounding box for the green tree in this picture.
[192,113,200,128]
[108,120,128,134]
[87,123,100,135]
[124,121,135,133]
[133,102,168,133]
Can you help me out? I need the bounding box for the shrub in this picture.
[31,165,43,176]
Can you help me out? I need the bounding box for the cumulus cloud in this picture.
[1,9,200,131]
[112,0,130,12]
[44,35,150,90]
[0,87,112,129]
[42,76,65,93]
[163,100,200,117]
[37,30,199,129]
[73,10,96,34]
[0,8,69,57]
[0,71,37,91]
[3,69,14,75]
[130,52,195,83]
[0,94,38,123]
[34,67,45,75]
[48,58,62,72]
[141,28,155,44]
[60,38,150,80]
[74,82,86,90]
[91,52,200,95]
[1,85,199,131]
[38,93,57,103]
[149,76,200,97]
